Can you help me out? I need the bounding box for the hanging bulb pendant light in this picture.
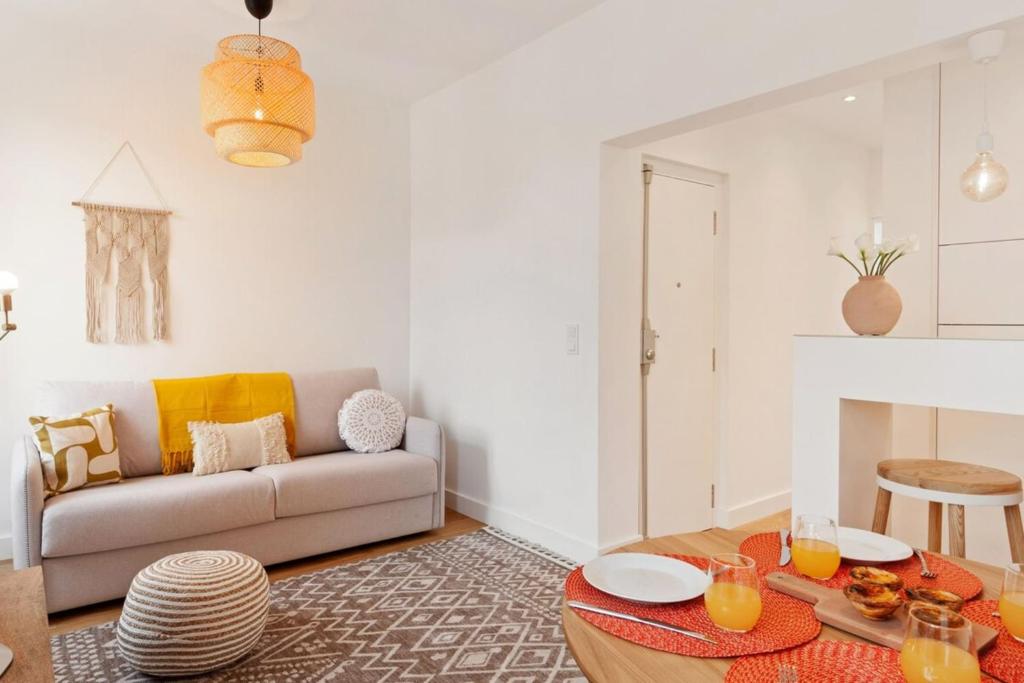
[961,132,1008,202]
[960,29,1008,202]
[201,0,316,167]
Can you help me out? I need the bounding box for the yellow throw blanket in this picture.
[152,372,296,475]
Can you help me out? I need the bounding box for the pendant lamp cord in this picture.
[982,61,990,134]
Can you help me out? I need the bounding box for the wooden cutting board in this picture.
[766,572,998,652]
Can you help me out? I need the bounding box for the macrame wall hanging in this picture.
[73,142,172,344]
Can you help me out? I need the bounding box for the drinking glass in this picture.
[900,603,980,683]
[999,563,1024,642]
[704,553,762,633]
[791,514,841,580]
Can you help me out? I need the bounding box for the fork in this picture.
[777,663,799,683]
[914,548,937,579]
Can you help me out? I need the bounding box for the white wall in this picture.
[0,5,411,558]
[856,48,1024,566]
[932,40,1024,566]
[628,113,877,535]
[410,0,1024,560]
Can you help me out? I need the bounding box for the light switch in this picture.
[566,323,579,355]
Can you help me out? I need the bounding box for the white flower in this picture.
[854,232,879,262]
[854,231,874,252]
[827,236,846,257]
[879,238,900,254]
[900,234,920,254]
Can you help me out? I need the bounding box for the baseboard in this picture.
[598,534,643,555]
[718,489,791,529]
[445,489,597,563]
[0,534,12,562]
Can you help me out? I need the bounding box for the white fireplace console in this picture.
[792,335,1024,531]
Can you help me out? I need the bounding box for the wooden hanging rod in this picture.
[72,201,173,216]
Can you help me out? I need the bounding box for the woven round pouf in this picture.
[116,550,269,677]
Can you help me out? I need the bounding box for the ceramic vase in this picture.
[841,275,902,336]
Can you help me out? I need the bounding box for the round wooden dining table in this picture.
[561,527,1007,682]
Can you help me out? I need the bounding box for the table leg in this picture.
[872,488,891,534]
[1004,505,1024,564]
[948,504,966,558]
[927,502,943,553]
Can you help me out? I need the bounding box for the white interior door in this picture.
[645,171,717,538]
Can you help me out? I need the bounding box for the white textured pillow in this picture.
[338,390,406,453]
[188,412,291,476]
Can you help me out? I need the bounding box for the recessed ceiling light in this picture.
[843,95,857,103]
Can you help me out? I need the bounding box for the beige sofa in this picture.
[10,368,445,613]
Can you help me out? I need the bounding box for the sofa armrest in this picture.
[403,417,445,528]
[11,436,44,568]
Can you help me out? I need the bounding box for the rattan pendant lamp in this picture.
[201,0,315,167]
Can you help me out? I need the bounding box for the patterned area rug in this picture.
[51,528,584,682]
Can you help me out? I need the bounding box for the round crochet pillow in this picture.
[117,550,269,677]
[338,389,406,453]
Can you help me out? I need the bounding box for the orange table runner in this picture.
[964,600,1024,682]
[739,531,984,600]
[726,639,999,682]
[564,554,820,658]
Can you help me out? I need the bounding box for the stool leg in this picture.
[1004,505,1024,564]
[928,502,943,553]
[872,488,892,534]
[948,504,966,558]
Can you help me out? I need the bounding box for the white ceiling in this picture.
[778,81,885,151]
[15,0,604,102]
[206,0,608,101]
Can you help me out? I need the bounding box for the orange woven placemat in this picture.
[964,599,1024,682]
[725,639,999,682]
[564,554,820,658]
[740,532,984,600]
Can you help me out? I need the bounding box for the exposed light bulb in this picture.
[961,132,1008,202]
[843,95,857,102]
[0,271,17,295]
[254,108,265,121]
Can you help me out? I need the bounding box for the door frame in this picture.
[640,154,729,537]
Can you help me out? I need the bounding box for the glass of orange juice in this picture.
[791,514,841,580]
[999,563,1024,642]
[900,603,980,683]
[704,553,762,633]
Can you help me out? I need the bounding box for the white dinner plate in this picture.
[837,527,913,564]
[582,553,710,604]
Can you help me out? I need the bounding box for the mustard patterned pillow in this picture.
[30,404,122,497]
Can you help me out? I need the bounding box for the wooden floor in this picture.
[7,507,789,638]
[735,508,790,533]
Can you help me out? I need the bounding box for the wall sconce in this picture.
[0,271,18,342]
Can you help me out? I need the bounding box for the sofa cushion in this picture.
[252,450,437,519]
[42,471,275,558]
[292,369,381,456]
[36,380,161,478]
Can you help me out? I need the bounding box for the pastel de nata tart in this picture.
[905,587,965,613]
[843,582,904,620]
[908,603,967,628]
[848,566,904,592]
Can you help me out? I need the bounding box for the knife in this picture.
[778,528,791,566]
[567,600,717,645]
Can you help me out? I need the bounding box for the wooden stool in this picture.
[872,459,1024,563]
